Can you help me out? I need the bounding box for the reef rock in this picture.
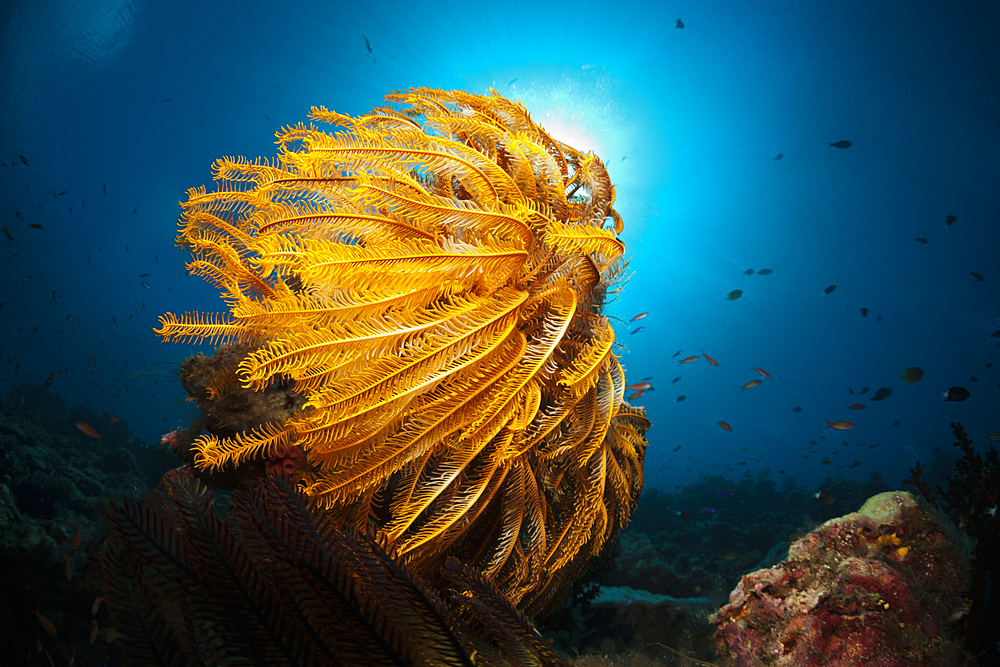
[712,491,969,666]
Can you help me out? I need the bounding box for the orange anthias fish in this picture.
[75,421,102,442]
[702,350,719,367]
[741,380,762,391]
[847,403,866,411]
[678,355,700,365]
[718,421,733,432]
[825,419,855,430]
[751,367,771,379]
[628,390,646,400]
[33,608,57,637]
[626,382,652,391]
[630,312,649,322]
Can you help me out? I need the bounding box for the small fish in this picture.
[675,395,686,402]
[103,183,107,194]
[824,284,837,295]
[642,376,655,381]
[108,416,122,423]
[860,308,868,317]
[675,17,684,28]
[914,237,928,244]
[870,387,892,401]
[943,386,970,402]
[774,153,783,160]
[988,433,1000,441]
[744,268,754,275]
[627,382,652,391]
[362,34,372,52]
[970,271,985,282]
[132,206,137,214]
[630,326,644,334]
[892,421,900,426]
[32,609,57,637]
[702,350,718,367]
[75,421,102,442]
[970,376,979,382]
[820,460,832,465]
[73,522,82,549]
[672,350,683,358]
[630,312,648,322]
[944,214,957,227]
[717,490,736,499]
[673,445,682,452]
[507,78,517,87]
[91,596,105,616]
[741,380,762,391]
[847,403,866,410]
[90,619,100,644]
[140,280,151,290]
[65,554,73,581]
[161,98,171,102]
[751,367,771,379]
[44,371,56,387]
[58,190,68,195]
[757,268,773,275]
[718,421,732,432]
[792,406,803,412]
[139,273,151,277]
[829,140,852,148]
[672,376,682,383]
[726,289,743,301]
[2,226,13,241]
[815,490,836,504]
[848,460,862,468]
[899,367,924,384]
[20,154,29,166]
[825,419,855,430]
[678,355,700,365]
[859,387,869,394]
[30,223,44,230]
[628,390,646,400]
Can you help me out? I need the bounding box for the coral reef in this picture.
[903,422,999,660]
[155,88,648,614]
[712,491,970,666]
[0,383,175,666]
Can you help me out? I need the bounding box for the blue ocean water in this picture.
[1,0,997,497]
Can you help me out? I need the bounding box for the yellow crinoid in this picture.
[156,88,649,613]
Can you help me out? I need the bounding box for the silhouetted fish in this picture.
[675,17,684,28]
[792,406,802,412]
[824,284,837,294]
[757,268,773,275]
[362,34,372,52]
[774,153,783,160]
[829,140,852,148]
[870,387,892,401]
[944,214,957,227]
[943,386,970,402]
[970,272,985,281]
[860,308,868,317]
[914,237,928,244]
[20,154,29,166]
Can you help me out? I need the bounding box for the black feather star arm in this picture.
[102,468,570,667]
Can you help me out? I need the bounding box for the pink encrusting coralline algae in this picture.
[712,491,971,666]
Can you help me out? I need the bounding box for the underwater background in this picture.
[1,0,998,665]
